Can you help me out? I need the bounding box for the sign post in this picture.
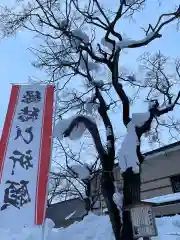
[0,84,54,230]
[128,202,158,239]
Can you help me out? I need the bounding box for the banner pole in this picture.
[42,83,59,240]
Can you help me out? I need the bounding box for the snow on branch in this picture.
[131,112,150,127]
[53,115,87,140]
[101,37,114,51]
[53,114,106,160]
[148,92,180,117]
[80,53,100,72]
[72,29,89,43]
[118,112,150,174]
[124,0,136,4]
[107,5,180,49]
[116,32,160,49]
[113,192,123,218]
[69,164,91,180]
[86,100,94,114]
[93,80,104,88]
[101,32,159,51]
[117,89,180,162]
[85,98,100,114]
[71,28,89,49]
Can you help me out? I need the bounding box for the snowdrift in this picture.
[1,213,180,239]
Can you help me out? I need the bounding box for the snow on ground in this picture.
[52,213,180,240]
[2,213,180,239]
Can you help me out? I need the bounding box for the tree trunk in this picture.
[83,179,91,212]
[84,197,91,212]
[121,168,141,240]
[101,171,122,240]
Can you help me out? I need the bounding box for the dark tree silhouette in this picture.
[0,1,180,239]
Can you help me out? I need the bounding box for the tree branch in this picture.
[63,116,107,164]
[110,49,131,127]
[156,91,180,116]
[121,7,180,49]
[95,87,115,158]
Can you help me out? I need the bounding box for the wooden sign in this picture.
[129,202,158,238]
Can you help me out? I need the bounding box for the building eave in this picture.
[144,141,180,160]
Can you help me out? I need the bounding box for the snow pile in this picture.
[54,214,180,239]
[0,227,42,240]
[2,213,180,239]
[0,218,54,240]
[70,164,90,180]
[53,213,114,240]
[118,112,150,173]
[155,215,180,239]
[43,219,55,240]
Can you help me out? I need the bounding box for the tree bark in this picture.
[83,179,92,212]
[101,171,122,240]
[121,168,141,240]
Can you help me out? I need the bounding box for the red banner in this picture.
[0,84,54,228]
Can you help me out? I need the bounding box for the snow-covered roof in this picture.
[92,141,180,176]
[65,211,77,220]
[46,198,87,228]
[144,141,180,160]
[143,192,180,204]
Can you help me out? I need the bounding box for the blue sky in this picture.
[0,31,46,135]
[0,0,179,152]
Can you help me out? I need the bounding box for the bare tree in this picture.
[0,0,180,239]
[49,140,101,215]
